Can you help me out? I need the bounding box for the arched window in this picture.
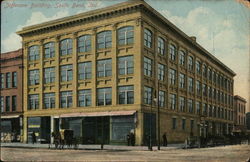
[169,44,176,61]
[78,35,91,52]
[157,37,165,55]
[60,38,72,56]
[179,50,185,65]
[97,31,112,49]
[144,28,152,48]
[28,45,39,61]
[44,42,55,59]
[118,26,134,45]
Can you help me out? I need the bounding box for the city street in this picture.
[1,144,249,162]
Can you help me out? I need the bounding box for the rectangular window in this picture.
[179,73,185,88]
[190,120,194,132]
[118,86,134,104]
[60,91,72,108]
[60,64,73,82]
[144,29,152,48]
[196,101,201,114]
[78,89,91,107]
[158,37,165,55]
[202,84,207,96]
[97,88,112,106]
[0,96,4,112]
[159,90,165,107]
[172,118,177,130]
[28,94,39,110]
[12,96,16,111]
[196,81,201,95]
[188,99,193,113]
[0,73,4,89]
[169,68,176,85]
[144,86,152,105]
[97,59,112,77]
[169,94,176,110]
[179,96,185,112]
[5,96,10,112]
[182,119,186,130]
[78,62,92,80]
[188,56,193,71]
[28,70,39,85]
[203,103,207,116]
[44,93,55,109]
[144,57,152,77]
[188,77,194,92]
[44,67,55,84]
[158,64,165,81]
[12,72,17,88]
[6,73,11,88]
[118,56,134,75]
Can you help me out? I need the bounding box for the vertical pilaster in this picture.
[112,24,117,105]
[55,36,60,109]
[22,42,29,143]
[39,40,44,110]
[72,33,78,108]
[91,28,97,107]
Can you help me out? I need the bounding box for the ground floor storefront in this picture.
[1,115,22,142]
[22,110,234,145]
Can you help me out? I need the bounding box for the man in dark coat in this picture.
[32,131,36,144]
[162,132,168,146]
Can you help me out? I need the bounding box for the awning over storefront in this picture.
[59,110,136,118]
[1,115,20,119]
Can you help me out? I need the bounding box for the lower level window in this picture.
[78,89,91,107]
[28,94,39,110]
[118,85,134,104]
[60,91,72,108]
[97,88,112,106]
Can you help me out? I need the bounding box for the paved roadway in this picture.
[1,143,250,162]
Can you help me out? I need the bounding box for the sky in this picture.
[1,0,249,111]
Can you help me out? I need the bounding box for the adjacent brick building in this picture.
[0,48,23,142]
[233,95,247,133]
[17,0,235,145]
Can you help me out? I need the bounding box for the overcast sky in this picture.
[1,0,249,111]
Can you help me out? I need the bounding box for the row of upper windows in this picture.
[28,26,134,61]
[0,96,17,112]
[143,28,233,90]
[0,72,17,89]
[27,85,134,109]
[144,56,233,92]
[28,56,133,85]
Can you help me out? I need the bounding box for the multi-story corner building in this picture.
[0,49,23,142]
[17,0,235,145]
[233,95,247,133]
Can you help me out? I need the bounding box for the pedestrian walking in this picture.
[162,132,168,146]
[130,132,135,146]
[32,131,36,144]
[127,133,131,146]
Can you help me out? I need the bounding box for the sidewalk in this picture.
[1,142,185,151]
